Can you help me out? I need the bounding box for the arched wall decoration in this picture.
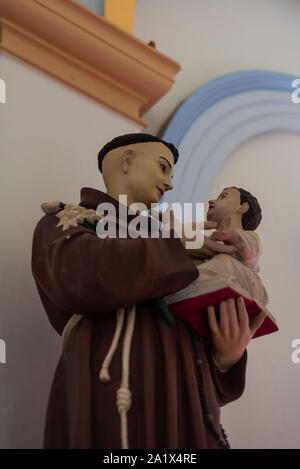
[162,71,300,205]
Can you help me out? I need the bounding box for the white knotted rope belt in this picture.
[61,304,136,449]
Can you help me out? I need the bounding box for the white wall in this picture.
[0,51,141,448]
[135,0,300,449]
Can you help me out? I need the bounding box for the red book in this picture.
[164,276,279,346]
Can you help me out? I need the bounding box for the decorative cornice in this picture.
[0,0,181,126]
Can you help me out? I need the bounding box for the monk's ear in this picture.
[120,149,135,174]
[238,201,249,215]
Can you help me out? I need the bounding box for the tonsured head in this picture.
[98,133,179,209]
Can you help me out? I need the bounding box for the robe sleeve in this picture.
[233,230,262,273]
[206,347,248,407]
[31,214,199,316]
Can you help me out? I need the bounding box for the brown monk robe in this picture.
[31,135,247,449]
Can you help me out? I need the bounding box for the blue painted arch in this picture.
[162,70,300,205]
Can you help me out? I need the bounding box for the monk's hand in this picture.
[204,235,237,254]
[150,206,218,238]
[207,297,266,372]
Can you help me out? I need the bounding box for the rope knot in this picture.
[117,387,132,412]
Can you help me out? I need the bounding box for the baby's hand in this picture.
[211,230,233,242]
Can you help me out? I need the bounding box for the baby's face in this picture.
[207,187,242,222]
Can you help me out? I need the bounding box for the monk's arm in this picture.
[206,347,248,407]
[31,215,198,316]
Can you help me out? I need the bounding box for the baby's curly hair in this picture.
[225,186,262,231]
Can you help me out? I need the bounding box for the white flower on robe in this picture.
[41,201,104,231]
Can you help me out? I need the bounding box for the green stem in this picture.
[155,297,174,326]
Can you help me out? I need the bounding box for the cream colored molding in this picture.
[0,0,181,126]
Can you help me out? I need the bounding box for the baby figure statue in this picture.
[164,186,278,344]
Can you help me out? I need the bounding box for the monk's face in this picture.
[207,187,244,222]
[125,142,174,208]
